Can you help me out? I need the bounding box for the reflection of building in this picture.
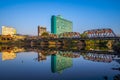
[51,15,73,34]
[2,51,16,61]
[38,26,46,36]
[0,46,25,61]
[51,52,73,73]
[38,52,46,61]
[2,26,16,36]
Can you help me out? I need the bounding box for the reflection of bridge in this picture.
[0,45,119,63]
[83,53,117,63]
[24,46,119,63]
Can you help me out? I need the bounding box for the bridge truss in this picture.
[84,28,116,38]
[59,32,80,38]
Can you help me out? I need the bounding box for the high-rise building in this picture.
[51,15,73,34]
[2,26,16,36]
[38,26,47,36]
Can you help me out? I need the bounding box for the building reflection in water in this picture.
[51,52,73,73]
[0,45,120,80]
[0,46,25,61]
[2,51,16,61]
[0,45,119,63]
[51,51,80,73]
[38,52,46,61]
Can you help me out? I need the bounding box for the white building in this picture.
[2,26,16,36]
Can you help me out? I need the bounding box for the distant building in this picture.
[38,26,47,36]
[2,26,16,36]
[51,15,73,34]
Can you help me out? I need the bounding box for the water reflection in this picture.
[2,51,16,61]
[51,54,73,73]
[0,45,118,62]
[0,45,120,80]
[0,46,25,61]
[83,53,115,63]
[0,45,120,63]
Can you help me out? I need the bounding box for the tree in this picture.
[80,33,88,38]
[41,32,49,38]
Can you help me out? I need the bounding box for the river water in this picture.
[0,46,120,80]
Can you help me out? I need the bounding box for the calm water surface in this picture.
[0,49,120,80]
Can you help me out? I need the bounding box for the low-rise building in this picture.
[2,26,16,36]
[38,26,47,36]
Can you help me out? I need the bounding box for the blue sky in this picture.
[0,0,120,35]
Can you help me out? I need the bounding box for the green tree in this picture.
[41,32,49,38]
[80,33,88,38]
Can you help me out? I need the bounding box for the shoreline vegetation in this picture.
[0,39,120,53]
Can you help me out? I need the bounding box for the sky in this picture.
[0,0,120,35]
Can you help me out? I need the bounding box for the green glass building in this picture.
[51,15,73,34]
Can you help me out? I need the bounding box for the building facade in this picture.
[38,26,47,36]
[2,26,16,36]
[51,15,73,34]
